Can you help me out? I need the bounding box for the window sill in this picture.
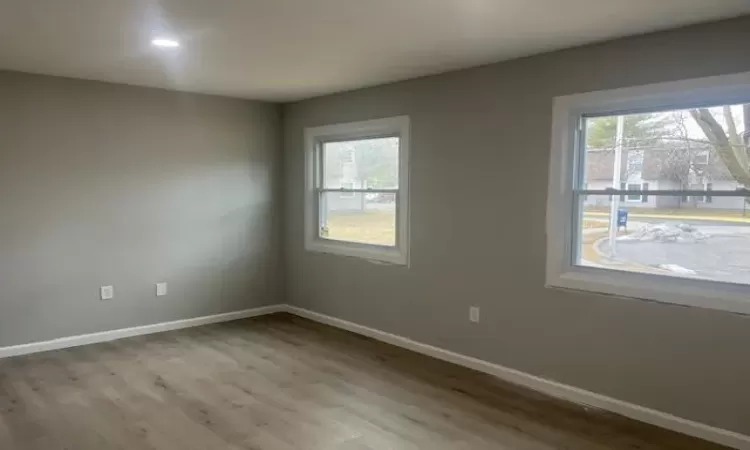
[546,266,750,315]
[306,239,408,266]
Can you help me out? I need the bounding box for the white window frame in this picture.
[546,71,750,315]
[304,116,410,265]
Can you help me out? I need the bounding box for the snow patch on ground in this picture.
[617,223,709,243]
[657,263,697,275]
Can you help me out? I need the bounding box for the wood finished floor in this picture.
[0,313,729,450]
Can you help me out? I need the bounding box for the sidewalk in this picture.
[585,211,750,224]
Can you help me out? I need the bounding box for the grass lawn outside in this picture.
[324,210,396,247]
[585,206,750,223]
[582,218,609,229]
[321,208,746,275]
[580,229,607,262]
[579,228,649,271]
[323,212,609,248]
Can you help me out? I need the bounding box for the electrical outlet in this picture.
[100,285,114,300]
[469,306,480,323]
[156,282,168,297]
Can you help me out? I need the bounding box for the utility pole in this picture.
[608,115,625,258]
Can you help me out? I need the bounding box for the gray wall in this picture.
[283,17,750,435]
[0,71,282,347]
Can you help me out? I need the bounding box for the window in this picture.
[304,116,410,265]
[340,181,356,199]
[547,71,750,314]
[618,183,648,202]
[626,183,642,202]
[622,183,648,202]
[688,183,712,203]
[693,151,709,165]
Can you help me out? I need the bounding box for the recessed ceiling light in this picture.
[151,38,180,48]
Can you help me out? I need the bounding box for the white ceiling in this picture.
[1,1,749,102]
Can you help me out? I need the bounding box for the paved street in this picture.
[596,218,750,284]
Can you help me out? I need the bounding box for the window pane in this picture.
[319,192,396,247]
[578,195,750,284]
[323,137,399,189]
[626,183,641,201]
[582,104,747,192]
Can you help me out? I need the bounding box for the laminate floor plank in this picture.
[0,313,731,449]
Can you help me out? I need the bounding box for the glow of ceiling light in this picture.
[151,38,180,48]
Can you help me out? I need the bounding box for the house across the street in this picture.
[584,146,746,210]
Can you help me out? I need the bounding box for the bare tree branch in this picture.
[723,106,742,148]
[690,108,750,186]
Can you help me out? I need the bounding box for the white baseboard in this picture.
[284,305,750,449]
[0,304,284,359]
[1,302,746,448]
